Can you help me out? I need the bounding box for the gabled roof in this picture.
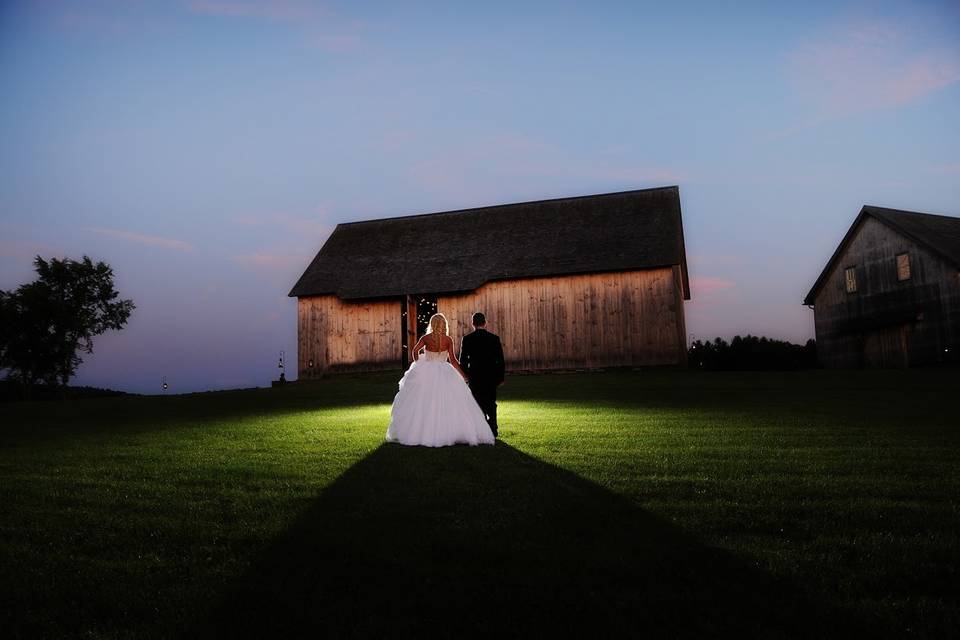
[803,205,960,305]
[290,186,690,300]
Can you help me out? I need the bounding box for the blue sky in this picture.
[1,0,958,393]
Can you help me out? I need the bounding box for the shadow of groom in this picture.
[201,442,819,638]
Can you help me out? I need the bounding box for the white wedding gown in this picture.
[386,349,495,447]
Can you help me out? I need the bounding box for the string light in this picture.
[416,296,437,335]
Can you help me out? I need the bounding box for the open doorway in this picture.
[414,295,438,337]
[401,295,437,369]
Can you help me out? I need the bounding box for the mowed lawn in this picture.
[1,370,958,638]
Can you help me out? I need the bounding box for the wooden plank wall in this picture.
[297,295,401,376]
[672,264,688,361]
[438,268,686,370]
[813,216,960,368]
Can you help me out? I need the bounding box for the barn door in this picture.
[401,295,437,368]
[415,295,438,337]
[401,296,417,369]
[863,325,909,368]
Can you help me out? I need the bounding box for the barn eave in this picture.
[803,205,960,306]
[290,263,688,302]
[290,186,690,301]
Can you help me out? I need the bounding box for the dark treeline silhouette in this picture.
[689,335,819,370]
[0,380,129,403]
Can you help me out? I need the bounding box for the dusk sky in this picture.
[2,0,958,394]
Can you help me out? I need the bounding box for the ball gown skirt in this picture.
[386,351,495,447]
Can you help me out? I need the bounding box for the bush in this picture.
[688,335,818,370]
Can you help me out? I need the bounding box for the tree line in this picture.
[688,335,818,370]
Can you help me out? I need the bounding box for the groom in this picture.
[459,312,505,437]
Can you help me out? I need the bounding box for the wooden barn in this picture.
[289,186,691,377]
[804,205,960,368]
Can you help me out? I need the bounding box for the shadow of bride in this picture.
[200,442,821,638]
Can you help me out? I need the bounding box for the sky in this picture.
[1,0,958,394]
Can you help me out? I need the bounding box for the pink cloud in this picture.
[85,227,194,251]
[688,253,745,268]
[378,129,418,153]
[232,212,330,282]
[234,251,309,271]
[0,241,63,260]
[787,21,960,120]
[691,276,735,296]
[236,211,332,239]
[885,56,960,104]
[306,32,364,53]
[929,163,960,175]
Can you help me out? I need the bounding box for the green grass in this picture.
[1,369,958,637]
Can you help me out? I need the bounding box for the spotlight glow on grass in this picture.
[1,370,958,637]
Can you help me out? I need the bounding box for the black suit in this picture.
[459,328,505,436]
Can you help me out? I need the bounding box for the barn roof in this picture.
[803,205,960,305]
[289,186,690,300]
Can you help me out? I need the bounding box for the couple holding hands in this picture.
[386,312,504,447]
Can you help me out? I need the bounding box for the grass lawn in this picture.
[1,369,958,638]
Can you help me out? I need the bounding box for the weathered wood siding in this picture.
[297,296,401,377]
[812,216,960,368]
[438,268,687,370]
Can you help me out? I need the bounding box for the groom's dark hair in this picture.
[472,312,486,326]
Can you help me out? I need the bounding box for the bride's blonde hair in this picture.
[427,312,447,337]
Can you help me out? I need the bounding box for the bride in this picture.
[386,313,495,447]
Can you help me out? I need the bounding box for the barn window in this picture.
[844,267,857,293]
[896,253,911,281]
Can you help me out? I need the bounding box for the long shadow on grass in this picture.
[199,441,845,638]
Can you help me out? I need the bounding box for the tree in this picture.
[0,256,135,398]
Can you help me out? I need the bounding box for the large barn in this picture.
[289,186,691,377]
[804,205,960,368]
